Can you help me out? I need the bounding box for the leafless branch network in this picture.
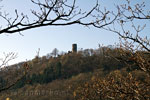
[0,0,117,34]
[0,52,17,68]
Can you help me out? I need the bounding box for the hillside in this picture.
[0,46,149,100]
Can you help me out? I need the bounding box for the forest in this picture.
[0,46,149,100]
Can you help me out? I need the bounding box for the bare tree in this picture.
[100,0,150,75]
[0,52,17,68]
[102,0,150,52]
[0,0,117,34]
[51,48,59,57]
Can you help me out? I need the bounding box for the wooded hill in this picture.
[0,46,149,100]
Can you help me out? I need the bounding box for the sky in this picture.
[0,0,149,65]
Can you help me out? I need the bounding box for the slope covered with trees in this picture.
[0,46,149,100]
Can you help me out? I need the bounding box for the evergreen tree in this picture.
[55,62,62,78]
[43,65,54,83]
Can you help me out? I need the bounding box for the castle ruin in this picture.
[72,44,77,53]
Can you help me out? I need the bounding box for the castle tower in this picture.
[72,44,77,53]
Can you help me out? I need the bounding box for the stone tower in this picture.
[72,44,77,53]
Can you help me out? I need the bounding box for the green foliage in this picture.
[42,65,55,83]
[55,62,62,78]
[13,76,27,89]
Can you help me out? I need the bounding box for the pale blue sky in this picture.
[0,0,149,65]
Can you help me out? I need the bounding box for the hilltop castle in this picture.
[72,44,77,53]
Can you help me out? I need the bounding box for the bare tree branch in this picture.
[101,0,150,52]
[0,0,117,34]
[0,52,17,68]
